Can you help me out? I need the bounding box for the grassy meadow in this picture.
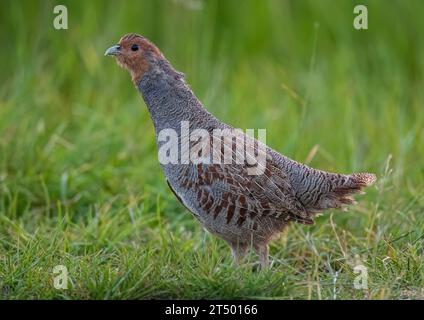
[0,0,423,299]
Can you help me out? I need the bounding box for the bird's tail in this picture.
[308,172,377,213]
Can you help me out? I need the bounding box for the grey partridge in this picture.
[105,34,376,268]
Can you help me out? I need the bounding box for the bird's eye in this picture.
[131,44,139,51]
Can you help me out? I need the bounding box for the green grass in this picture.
[0,0,423,299]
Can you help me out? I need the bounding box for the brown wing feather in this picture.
[177,131,312,226]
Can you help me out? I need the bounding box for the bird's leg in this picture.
[230,242,248,266]
[254,243,269,269]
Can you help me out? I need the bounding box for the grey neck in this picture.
[137,59,216,134]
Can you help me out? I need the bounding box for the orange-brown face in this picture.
[105,33,163,84]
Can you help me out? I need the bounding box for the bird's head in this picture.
[105,33,163,84]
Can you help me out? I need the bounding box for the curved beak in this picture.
[104,45,121,56]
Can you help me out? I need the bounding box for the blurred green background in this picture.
[0,0,423,299]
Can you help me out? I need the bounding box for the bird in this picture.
[105,33,376,268]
